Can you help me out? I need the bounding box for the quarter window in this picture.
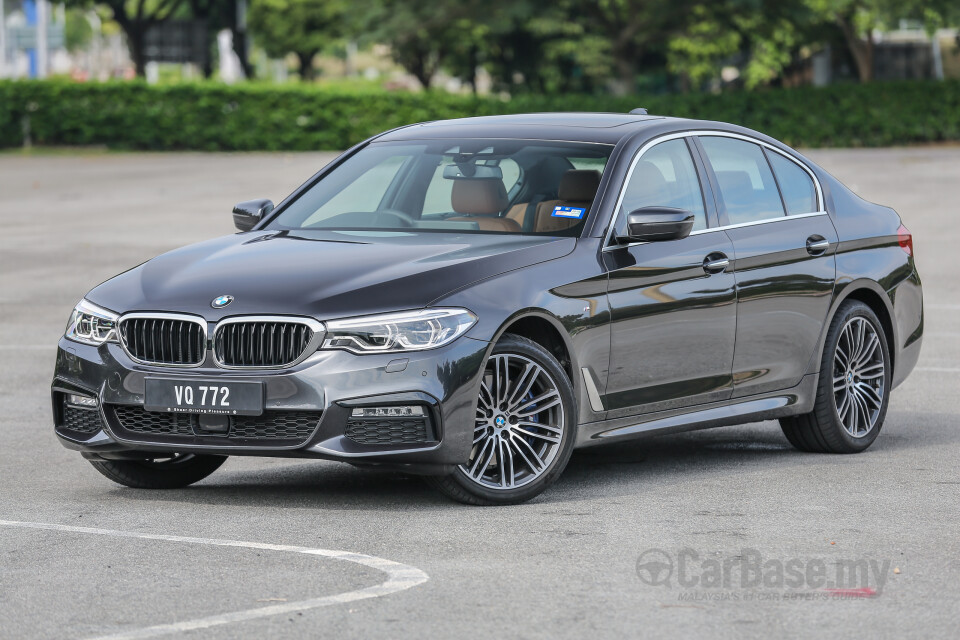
[700,136,785,225]
[767,151,818,215]
[620,139,707,231]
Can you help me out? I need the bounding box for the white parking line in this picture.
[0,345,52,349]
[0,520,429,640]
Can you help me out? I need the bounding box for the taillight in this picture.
[897,224,913,257]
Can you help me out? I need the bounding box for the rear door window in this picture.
[699,136,785,225]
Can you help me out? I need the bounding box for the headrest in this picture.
[715,170,754,196]
[558,169,601,202]
[624,161,669,209]
[451,178,509,216]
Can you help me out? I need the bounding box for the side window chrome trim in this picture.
[605,211,830,251]
[689,210,828,234]
[603,130,826,251]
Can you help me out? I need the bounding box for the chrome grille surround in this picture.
[117,312,208,367]
[212,316,325,369]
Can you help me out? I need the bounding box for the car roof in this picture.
[375,112,674,145]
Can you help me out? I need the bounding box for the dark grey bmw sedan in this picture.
[52,112,923,504]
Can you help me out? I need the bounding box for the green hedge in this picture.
[1,80,959,150]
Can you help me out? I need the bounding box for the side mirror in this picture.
[232,199,274,231]
[620,207,695,242]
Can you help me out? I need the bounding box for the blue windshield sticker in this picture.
[552,206,586,219]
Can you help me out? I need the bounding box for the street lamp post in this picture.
[89,10,101,79]
[36,0,48,78]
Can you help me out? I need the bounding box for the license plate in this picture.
[144,378,264,416]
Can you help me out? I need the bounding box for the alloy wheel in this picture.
[460,353,565,490]
[833,316,886,438]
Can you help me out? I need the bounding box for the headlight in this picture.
[64,299,119,346]
[322,308,477,354]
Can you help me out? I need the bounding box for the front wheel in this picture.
[427,335,578,505]
[89,453,227,489]
[780,300,891,453]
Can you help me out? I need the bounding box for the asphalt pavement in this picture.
[0,147,958,639]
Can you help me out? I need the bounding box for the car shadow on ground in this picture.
[101,413,949,511]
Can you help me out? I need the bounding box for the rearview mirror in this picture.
[442,164,503,180]
[620,207,695,243]
[232,199,274,231]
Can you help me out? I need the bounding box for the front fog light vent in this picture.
[58,392,104,436]
[67,393,98,408]
[345,405,433,445]
[351,406,424,418]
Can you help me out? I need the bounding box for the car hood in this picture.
[87,230,576,320]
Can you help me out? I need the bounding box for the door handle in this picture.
[806,236,830,256]
[702,252,730,274]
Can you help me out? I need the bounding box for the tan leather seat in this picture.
[448,178,521,233]
[533,169,601,233]
[505,202,528,227]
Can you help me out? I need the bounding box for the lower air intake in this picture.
[110,405,320,443]
[345,417,433,445]
[60,405,105,434]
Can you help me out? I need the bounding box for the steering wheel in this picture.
[376,209,417,227]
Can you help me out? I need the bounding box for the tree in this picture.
[666,0,815,90]
[359,0,480,89]
[435,15,489,94]
[666,5,742,89]
[64,0,255,79]
[476,1,612,94]
[188,0,255,79]
[805,0,959,82]
[248,0,348,80]
[64,8,95,52]
[569,0,700,94]
[63,0,190,77]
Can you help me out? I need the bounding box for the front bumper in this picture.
[52,335,489,471]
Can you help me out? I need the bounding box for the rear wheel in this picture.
[427,335,577,505]
[780,300,890,453]
[89,453,227,489]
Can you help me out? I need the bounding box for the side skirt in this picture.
[575,373,818,448]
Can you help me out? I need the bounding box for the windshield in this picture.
[268,139,612,236]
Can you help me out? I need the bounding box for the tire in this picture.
[780,300,891,454]
[426,334,578,505]
[89,453,227,489]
